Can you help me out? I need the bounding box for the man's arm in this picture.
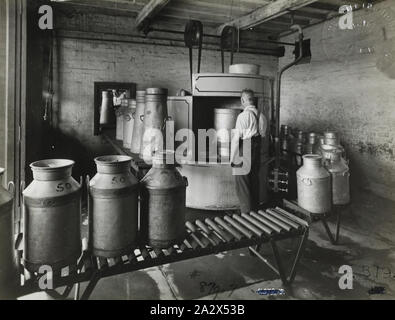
[230,129,241,165]
[230,115,244,165]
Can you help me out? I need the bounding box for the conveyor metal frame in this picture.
[18,210,309,300]
[283,199,342,245]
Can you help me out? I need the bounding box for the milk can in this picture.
[297,155,331,214]
[130,91,146,154]
[23,160,81,272]
[100,91,115,126]
[90,156,139,258]
[140,151,187,249]
[293,130,305,166]
[0,169,18,299]
[324,151,350,205]
[318,134,325,147]
[319,144,343,164]
[115,105,126,141]
[324,131,339,146]
[323,130,346,159]
[305,132,320,154]
[214,108,241,162]
[140,88,168,163]
[280,125,293,155]
[123,99,136,149]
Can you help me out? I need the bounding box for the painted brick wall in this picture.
[52,11,278,177]
[280,0,395,200]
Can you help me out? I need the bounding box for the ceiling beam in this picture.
[217,0,318,34]
[135,0,172,30]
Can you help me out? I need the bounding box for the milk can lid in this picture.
[30,159,75,171]
[146,88,168,95]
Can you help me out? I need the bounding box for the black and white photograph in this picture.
[0,0,394,307]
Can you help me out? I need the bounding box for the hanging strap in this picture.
[247,108,261,137]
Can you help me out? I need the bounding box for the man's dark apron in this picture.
[235,109,262,213]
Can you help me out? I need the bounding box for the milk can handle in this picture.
[140,115,144,122]
[132,111,136,119]
[302,178,312,186]
[7,181,15,194]
[125,114,131,122]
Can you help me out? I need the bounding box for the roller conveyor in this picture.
[18,208,309,300]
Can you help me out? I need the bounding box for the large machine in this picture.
[168,72,274,210]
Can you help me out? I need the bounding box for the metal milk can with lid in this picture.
[324,131,340,146]
[293,130,306,166]
[140,151,187,249]
[115,105,126,141]
[214,108,241,162]
[130,90,146,154]
[305,132,320,154]
[22,160,82,272]
[324,150,350,205]
[280,125,293,155]
[297,155,331,214]
[100,91,115,126]
[140,88,168,163]
[90,156,139,258]
[123,99,136,149]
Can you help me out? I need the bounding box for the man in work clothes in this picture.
[230,89,267,214]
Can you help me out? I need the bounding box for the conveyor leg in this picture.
[74,282,80,300]
[248,244,261,257]
[248,246,282,281]
[45,289,66,300]
[61,284,74,299]
[270,240,288,285]
[322,209,341,245]
[79,271,101,300]
[288,228,309,284]
[61,251,88,299]
[249,229,309,285]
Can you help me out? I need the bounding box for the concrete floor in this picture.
[60,188,394,301]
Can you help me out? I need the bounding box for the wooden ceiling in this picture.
[51,0,375,38]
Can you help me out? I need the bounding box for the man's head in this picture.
[241,89,255,108]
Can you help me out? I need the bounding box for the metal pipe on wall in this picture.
[275,25,304,169]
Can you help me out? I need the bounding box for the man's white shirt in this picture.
[235,105,267,140]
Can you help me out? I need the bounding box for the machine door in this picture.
[192,73,272,97]
[167,96,193,157]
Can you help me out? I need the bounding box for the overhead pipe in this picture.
[275,25,304,170]
[56,32,283,56]
[148,27,296,46]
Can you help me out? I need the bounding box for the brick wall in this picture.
[279,0,395,201]
[52,10,278,177]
